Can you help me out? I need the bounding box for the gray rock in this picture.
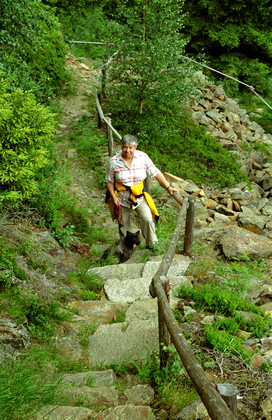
[89,263,144,281]
[142,255,191,279]
[62,369,116,387]
[206,110,223,123]
[101,405,153,420]
[220,227,272,260]
[191,111,211,126]
[0,318,30,362]
[36,405,96,419]
[238,211,266,234]
[125,300,159,322]
[67,301,129,325]
[104,276,153,303]
[174,399,208,419]
[124,384,155,405]
[65,385,119,407]
[88,320,159,365]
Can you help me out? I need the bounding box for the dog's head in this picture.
[125,230,141,249]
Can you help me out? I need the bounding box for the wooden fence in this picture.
[69,41,238,419]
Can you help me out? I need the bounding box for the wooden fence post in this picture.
[158,276,170,369]
[101,67,106,100]
[97,93,103,129]
[216,384,238,418]
[106,117,114,156]
[183,196,195,257]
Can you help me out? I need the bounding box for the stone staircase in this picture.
[37,253,192,419]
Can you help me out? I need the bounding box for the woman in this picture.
[105,134,178,248]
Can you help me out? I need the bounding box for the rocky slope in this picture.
[1,54,272,419]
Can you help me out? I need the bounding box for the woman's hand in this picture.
[167,186,179,195]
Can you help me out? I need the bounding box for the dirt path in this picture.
[55,53,115,233]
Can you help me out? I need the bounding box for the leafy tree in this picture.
[182,0,272,95]
[0,79,55,204]
[0,0,69,102]
[104,0,197,132]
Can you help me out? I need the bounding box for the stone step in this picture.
[89,254,191,282]
[36,370,155,420]
[88,319,159,366]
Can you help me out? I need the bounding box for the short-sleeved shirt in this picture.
[105,150,161,208]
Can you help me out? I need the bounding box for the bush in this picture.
[0,79,55,204]
[0,0,69,103]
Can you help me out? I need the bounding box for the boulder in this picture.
[0,318,30,362]
[220,227,272,260]
[101,405,153,420]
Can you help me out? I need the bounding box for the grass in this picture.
[109,352,198,415]
[0,346,67,420]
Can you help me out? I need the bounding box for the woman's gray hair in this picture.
[121,134,138,147]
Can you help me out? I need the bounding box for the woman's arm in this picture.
[154,173,179,195]
[106,181,119,205]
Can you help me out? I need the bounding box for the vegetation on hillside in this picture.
[0,79,55,204]
[0,2,272,417]
[2,0,272,208]
[0,0,69,103]
[182,0,272,97]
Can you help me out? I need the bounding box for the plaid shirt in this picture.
[105,150,161,208]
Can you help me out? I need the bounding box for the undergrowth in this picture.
[176,282,272,364]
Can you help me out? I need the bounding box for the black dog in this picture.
[101,230,141,263]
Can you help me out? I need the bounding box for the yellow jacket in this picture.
[115,180,159,221]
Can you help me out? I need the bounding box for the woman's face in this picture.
[121,143,136,160]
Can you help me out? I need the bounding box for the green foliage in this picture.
[248,107,272,136]
[104,0,197,128]
[52,224,76,248]
[177,283,272,363]
[176,284,259,316]
[0,238,28,289]
[139,109,248,188]
[0,0,69,103]
[214,317,240,336]
[79,324,98,346]
[216,54,272,96]
[69,116,108,186]
[214,257,268,294]
[246,314,272,338]
[22,294,71,340]
[130,352,198,412]
[183,0,272,96]
[204,325,251,364]
[66,266,103,301]
[63,6,121,60]
[0,79,55,204]
[0,346,65,419]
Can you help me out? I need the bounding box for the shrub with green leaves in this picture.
[204,325,251,364]
[0,0,69,103]
[22,294,71,341]
[0,79,55,204]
